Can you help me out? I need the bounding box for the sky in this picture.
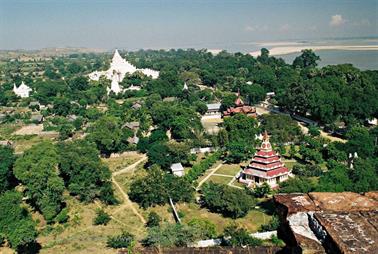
[0,0,377,50]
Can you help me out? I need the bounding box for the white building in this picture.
[13,81,32,98]
[170,163,185,177]
[89,49,159,94]
[106,76,123,95]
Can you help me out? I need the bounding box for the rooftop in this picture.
[274,192,378,254]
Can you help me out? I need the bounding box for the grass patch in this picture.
[102,153,144,172]
[207,175,233,185]
[215,164,241,176]
[176,203,271,235]
[11,135,53,153]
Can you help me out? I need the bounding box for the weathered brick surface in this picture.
[274,192,378,254]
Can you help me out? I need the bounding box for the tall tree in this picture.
[0,145,16,193]
[293,49,320,68]
[58,140,116,204]
[13,142,64,222]
[0,191,38,252]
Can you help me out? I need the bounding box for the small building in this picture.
[30,114,44,123]
[131,102,142,110]
[239,132,290,188]
[127,135,140,144]
[223,91,256,118]
[122,121,140,131]
[206,103,221,115]
[170,163,185,177]
[13,81,32,98]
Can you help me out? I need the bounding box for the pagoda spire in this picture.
[234,88,244,106]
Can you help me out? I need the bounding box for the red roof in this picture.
[266,167,289,177]
[252,156,281,164]
[249,161,284,170]
[242,166,289,178]
[255,150,277,157]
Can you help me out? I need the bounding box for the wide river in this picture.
[278,50,378,70]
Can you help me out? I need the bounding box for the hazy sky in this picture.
[0,0,377,50]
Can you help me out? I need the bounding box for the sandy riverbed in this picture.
[249,45,378,57]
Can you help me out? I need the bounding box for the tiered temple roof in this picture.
[242,132,289,179]
[222,91,256,118]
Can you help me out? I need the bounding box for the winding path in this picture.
[196,163,223,190]
[111,155,147,224]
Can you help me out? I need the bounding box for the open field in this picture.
[207,175,233,185]
[176,203,271,234]
[215,164,241,176]
[102,152,145,172]
[201,117,223,134]
[11,135,54,154]
[38,166,148,253]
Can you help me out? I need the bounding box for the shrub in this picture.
[188,218,217,239]
[259,215,280,232]
[146,211,161,228]
[93,209,111,226]
[250,182,271,198]
[55,208,69,224]
[107,231,134,249]
[223,224,262,247]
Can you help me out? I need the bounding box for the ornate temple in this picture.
[239,132,290,188]
[89,49,159,94]
[222,91,256,118]
[13,81,32,98]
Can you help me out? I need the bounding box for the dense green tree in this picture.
[349,158,378,192]
[293,49,320,68]
[279,177,316,193]
[13,142,64,222]
[261,114,302,143]
[317,163,353,192]
[86,115,125,156]
[129,166,193,208]
[142,223,201,247]
[223,114,258,162]
[0,145,16,193]
[58,140,116,204]
[345,127,375,158]
[107,231,135,249]
[188,218,217,239]
[223,224,262,247]
[202,182,255,218]
[0,191,38,252]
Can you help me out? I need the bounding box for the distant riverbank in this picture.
[249,45,378,57]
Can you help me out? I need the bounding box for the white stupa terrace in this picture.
[89,49,159,94]
[13,81,32,98]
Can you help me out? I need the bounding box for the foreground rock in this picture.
[274,192,378,254]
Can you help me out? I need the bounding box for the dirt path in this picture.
[112,155,147,176]
[110,155,147,224]
[196,163,223,190]
[112,176,146,224]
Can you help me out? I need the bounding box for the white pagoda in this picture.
[239,132,291,188]
[13,81,32,98]
[89,50,159,94]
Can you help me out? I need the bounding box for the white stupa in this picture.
[13,81,32,98]
[89,49,159,93]
[107,76,123,95]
